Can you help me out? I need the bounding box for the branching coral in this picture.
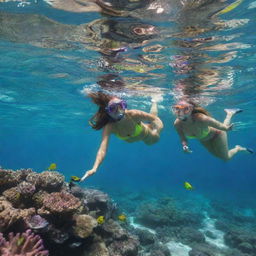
[0,229,48,256]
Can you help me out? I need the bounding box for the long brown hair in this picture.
[88,92,115,130]
[188,101,211,117]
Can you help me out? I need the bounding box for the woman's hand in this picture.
[183,145,193,153]
[80,169,97,182]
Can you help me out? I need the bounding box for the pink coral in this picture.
[0,229,48,256]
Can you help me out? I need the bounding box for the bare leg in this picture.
[150,93,164,116]
[200,131,248,161]
[149,99,163,133]
[150,101,158,116]
[143,98,163,145]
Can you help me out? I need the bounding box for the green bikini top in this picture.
[186,128,210,140]
[116,123,143,141]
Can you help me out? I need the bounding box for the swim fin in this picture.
[224,108,243,114]
[246,148,254,154]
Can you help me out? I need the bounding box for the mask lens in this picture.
[172,106,182,112]
[108,104,117,113]
[172,105,191,113]
[106,100,127,114]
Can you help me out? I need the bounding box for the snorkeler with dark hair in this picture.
[78,92,163,181]
[173,100,253,160]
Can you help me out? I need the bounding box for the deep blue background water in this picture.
[0,0,256,210]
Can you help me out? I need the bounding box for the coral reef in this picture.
[37,171,65,191]
[25,215,49,230]
[17,181,36,196]
[0,168,139,256]
[2,167,256,256]
[0,196,36,232]
[42,192,81,215]
[0,229,48,256]
[135,198,202,229]
[73,214,98,238]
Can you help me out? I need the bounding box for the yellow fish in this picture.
[70,176,81,182]
[216,0,243,15]
[48,163,57,171]
[118,214,127,222]
[184,181,193,190]
[16,236,25,246]
[97,216,105,224]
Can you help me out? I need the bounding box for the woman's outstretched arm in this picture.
[174,119,192,153]
[81,124,112,181]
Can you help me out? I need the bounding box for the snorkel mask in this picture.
[172,102,193,121]
[105,99,127,121]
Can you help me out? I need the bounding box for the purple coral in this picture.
[25,215,49,230]
[0,229,48,256]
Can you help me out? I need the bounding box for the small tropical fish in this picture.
[47,163,57,171]
[70,176,81,182]
[118,214,127,222]
[184,181,193,190]
[16,236,25,246]
[97,216,105,224]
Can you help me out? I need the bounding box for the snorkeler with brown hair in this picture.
[173,100,253,160]
[79,92,163,182]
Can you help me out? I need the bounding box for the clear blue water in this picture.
[0,0,256,212]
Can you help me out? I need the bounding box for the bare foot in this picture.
[151,94,163,103]
[236,145,253,154]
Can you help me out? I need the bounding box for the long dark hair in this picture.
[188,101,211,117]
[88,92,114,130]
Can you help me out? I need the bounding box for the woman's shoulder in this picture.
[193,112,206,119]
[193,112,211,123]
[174,118,183,127]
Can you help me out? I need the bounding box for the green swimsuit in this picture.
[116,123,143,141]
[186,129,210,140]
